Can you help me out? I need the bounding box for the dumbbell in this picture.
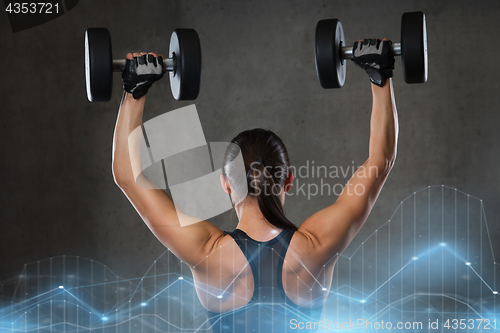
[85,28,202,102]
[315,11,428,88]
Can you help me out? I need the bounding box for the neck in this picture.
[234,198,283,241]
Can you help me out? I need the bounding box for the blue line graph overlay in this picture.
[1,185,498,332]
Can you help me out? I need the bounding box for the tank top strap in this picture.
[275,229,295,301]
[224,229,259,302]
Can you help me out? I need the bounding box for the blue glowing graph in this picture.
[1,185,498,332]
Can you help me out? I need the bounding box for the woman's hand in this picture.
[351,38,395,87]
[122,52,165,99]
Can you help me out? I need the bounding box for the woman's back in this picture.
[194,227,330,332]
[192,228,335,311]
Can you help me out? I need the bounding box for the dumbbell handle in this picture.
[341,42,401,59]
[112,58,175,72]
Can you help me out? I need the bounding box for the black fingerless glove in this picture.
[122,54,165,99]
[352,39,395,87]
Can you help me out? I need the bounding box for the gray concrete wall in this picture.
[1,0,499,290]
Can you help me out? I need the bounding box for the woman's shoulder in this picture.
[288,229,318,256]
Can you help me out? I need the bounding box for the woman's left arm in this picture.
[112,91,225,266]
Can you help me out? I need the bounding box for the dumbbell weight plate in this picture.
[169,29,202,100]
[315,19,346,89]
[85,28,113,102]
[401,11,428,84]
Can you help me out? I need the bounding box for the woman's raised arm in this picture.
[298,78,398,264]
[112,53,224,266]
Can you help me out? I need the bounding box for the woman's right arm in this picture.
[112,58,225,267]
[297,78,398,264]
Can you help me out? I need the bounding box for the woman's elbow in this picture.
[386,156,396,173]
[113,174,126,189]
[369,154,396,176]
[112,165,131,189]
[387,150,397,170]
[383,152,397,174]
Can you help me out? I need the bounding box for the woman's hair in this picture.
[222,128,297,231]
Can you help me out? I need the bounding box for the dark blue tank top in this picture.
[206,228,325,332]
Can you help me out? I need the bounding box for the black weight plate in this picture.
[401,11,428,84]
[315,19,346,89]
[169,29,202,100]
[85,28,113,102]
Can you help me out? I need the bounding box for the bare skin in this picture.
[113,52,398,312]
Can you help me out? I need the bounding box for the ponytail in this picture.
[250,161,297,231]
[223,129,297,231]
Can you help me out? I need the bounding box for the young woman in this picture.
[112,39,397,332]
